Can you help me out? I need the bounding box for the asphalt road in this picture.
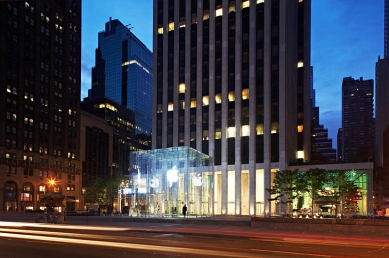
[1,221,389,257]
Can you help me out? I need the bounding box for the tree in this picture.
[267,169,307,214]
[85,177,107,205]
[85,175,129,210]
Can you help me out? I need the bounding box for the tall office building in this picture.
[153,0,311,215]
[84,18,152,176]
[376,0,389,168]
[0,0,82,211]
[87,18,153,137]
[374,0,389,208]
[375,57,389,167]
[341,77,374,162]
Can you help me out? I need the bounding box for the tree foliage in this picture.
[85,175,129,205]
[267,169,360,215]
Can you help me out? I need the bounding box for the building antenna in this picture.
[126,24,134,30]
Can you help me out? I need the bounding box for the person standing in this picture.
[182,204,187,218]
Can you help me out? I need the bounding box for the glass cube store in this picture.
[126,147,213,216]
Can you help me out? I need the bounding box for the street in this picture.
[1,221,389,257]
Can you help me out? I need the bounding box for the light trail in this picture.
[0,221,128,231]
[0,232,261,258]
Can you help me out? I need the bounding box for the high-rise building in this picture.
[375,57,389,167]
[310,67,336,163]
[0,0,82,211]
[153,0,311,215]
[311,107,336,163]
[87,18,153,137]
[341,77,374,162]
[84,19,152,176]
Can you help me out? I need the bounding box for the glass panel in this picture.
[129,147,214,217]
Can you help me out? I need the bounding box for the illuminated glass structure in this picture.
[127,147,214,216]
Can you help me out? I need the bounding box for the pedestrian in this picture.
[182,204,187,218]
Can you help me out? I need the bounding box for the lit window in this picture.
[179,83,185,93]
[157,104,163,113]
[215,129,221,139]
[271,122,279,134]
[298,0,303,2]
[229,3,236,12]
[297,125,303,133]
[297,151,304,159]
[168,21,174,31]
[227,127,236,138]
[242,1,250,9]
[215,94,222,104]
[157,26,163,34]
[241,125,250,137]
[179,17,185,28]
[216,7,223,17]
[256,124,264,135]
[202,130,209,140]
[202,96,209,106]
[242,89,249,100]
[190,99,196,108]
[257,0,264,3]
[168,102,174,111]
[180,100,185,109]
[297,60,304,68]
[203,10,209,20]
[228,92,235,102]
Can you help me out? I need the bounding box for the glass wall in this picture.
[129,147,214,217]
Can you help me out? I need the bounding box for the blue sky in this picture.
[81,0,384,149]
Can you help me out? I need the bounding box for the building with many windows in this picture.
[0,0,82,212]
[87,17,153,138]
[81,97,151,177]
[152,0,312,215]
[341,76,374,163]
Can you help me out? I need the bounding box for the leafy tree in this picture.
[325,170,360,214]
[267,169,307,214]
[103,175,129,207]
[85,177,106,204]
[302,168,330,217]
[85,175,129,209]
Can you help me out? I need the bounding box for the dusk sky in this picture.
[81,0,384,149]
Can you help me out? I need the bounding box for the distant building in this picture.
[79,111,113,208]
[337,128,343,161]
[341,77,374,162]
[87,17,153,137]
[375,57,389,167]
[310,67,336,163]
[0,0,82,211]
[81,98,151,177]
[83,17,152,177]
[311,107,336,163]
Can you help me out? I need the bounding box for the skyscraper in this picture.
[375,57,389,167]
[84,18,152,177]
[341,77,374,162]
[0,0,82,211]
[311,107,336,163]
[87,18,153,137]
[153,0,311,215]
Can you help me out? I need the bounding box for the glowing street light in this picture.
[48,178,56,187]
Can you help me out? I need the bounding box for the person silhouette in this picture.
[182,204,187,218]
